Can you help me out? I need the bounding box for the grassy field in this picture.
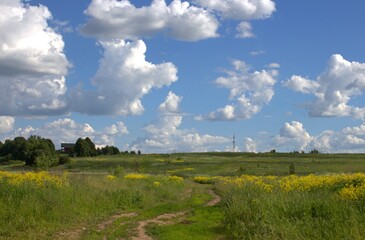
[1,152,365,239]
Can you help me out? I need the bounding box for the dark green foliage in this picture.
[0,136,56,167]
[310,149,320,154]
[58,155,71,165]
[0,141,6,163]
[99,145,120,155]
[289,162,296,175]
[11,137,28,160]
[85,137,97,156]
[73,137,121,157]
[74,137,97,157]
[1,139,14,159]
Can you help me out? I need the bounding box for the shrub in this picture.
[289,163,296,175]
[35,154,58,169]
[58,155,71,165]
[113,165,125,177]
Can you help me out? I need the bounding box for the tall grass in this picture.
[0,171,188,239]
[217,174,365,239]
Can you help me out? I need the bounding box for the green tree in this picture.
[74,137,97,157]
[100,145,120,155]
[74,138,89,157]
[310,149,319,154]
[1,139,14,159]
[85,137,97,156]
[25,136,56,167]
[12,136,28,161]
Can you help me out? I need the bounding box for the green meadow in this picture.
[1,152,365,239]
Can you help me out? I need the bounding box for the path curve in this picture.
[206,189,221,206]
[56,212,138,240]
[131,188,221,239]
[98,212,138,231]
[131,211,187,240]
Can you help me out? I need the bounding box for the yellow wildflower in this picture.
[106,175,117,181]
[0,170,68,188]
[124,173,149,180]
[168,175,183,183]
[153,181,161,187]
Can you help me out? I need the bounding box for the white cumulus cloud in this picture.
[81,0,219,41]
[195,0,276,20]
[0,116,15,134]
[71,39,178,115]
[274,121,312,151]
[243,137,257,152]
[242,120,365,153]
[197,60,277,121]
[283,54,365,119]
[311,124,365,153]
[158,91,182,113]
[130,92,230,153]
[195,0,275,37]
[235,21,255,38]
[0,0,70,116]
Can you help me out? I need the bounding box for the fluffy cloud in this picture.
[195,0,276,20]
[274,121,312,152]
[311,124,365,153]
[5,118,129,148]
[81,0,219,41]
[242,120,365,153]
[0,116,15,134]
[130,92,230,153]
[283,54,365,119]
[235,21,255,38]
[158,91,182,113]
[197,60,277,121]
[195,0,275,36]
[283,75,320,94]
[71,39,178,115]
[243,137,257,152]
[0,0,70,116]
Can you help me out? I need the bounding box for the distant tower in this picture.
[232,134,236,152]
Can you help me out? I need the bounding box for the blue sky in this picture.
[1,0,365,153]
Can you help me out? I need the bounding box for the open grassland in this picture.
[1,152,365,239]
[23,152,365,176]
[214,174,365,239]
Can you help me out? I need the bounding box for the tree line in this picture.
[0,136,58,167]
[72,137,120,157]
[0,136,127,168]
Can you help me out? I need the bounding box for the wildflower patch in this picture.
[219,173,365,200]
[0,171,69,188]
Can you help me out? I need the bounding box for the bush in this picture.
[289,163,296,175]
[26,149,58,168]
[113,165,125,177]
[34,154,58,169]
[0,154,12,163]
[58,155,71,165]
